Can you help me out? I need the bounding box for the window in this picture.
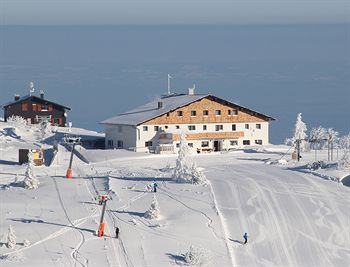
[232,109,238,116]
[190,110,196,116]
[215,110,221,116]
[143,126,148,131]
[107,140,114,148]
[188,143,193,147]
[255,140,263,145]
[215,125,223,131]
[201,141,209,147]
[203,125,207,131]
[203,110,209,116]
[21,103,28,112]
[32,104,37,111]
[164,125,168,129]
[175,125,180,129]
[256,124,261,129]
[154,126,159,131]
[166,112,170,117]
[145,141,153,147]
[228,109,231,115]
[230,140,238,146]
[176,143,180,148]
[232,124,236,131]
[117,140,123,148]
[243,140,250,145]
[245,124,249,129]
[177,111,183,116]
[188,125,196,131]
[41,104,48,111]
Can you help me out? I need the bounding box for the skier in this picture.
[115,227,119,239]
[243,232,248,244]
[153,183,158,193]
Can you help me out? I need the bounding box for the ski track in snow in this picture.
[88,173,132,267]
[52,176,88,267]
[208,162,350,267]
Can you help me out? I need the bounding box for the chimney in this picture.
[157,101,163,109]
[188,84,195,95]
[14,94,20,101]
[40,90,44,99]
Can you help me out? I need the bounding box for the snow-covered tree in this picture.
[339,132,350,150]
[326,128,339,145]
[338,132,350,169]
[22,151,39,189]
[144,195,160,219]
[7,225,16,249]
[310,126,327,150]
[294,113,308,151]
[173,132,206,184]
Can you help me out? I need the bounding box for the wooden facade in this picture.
[143,96,267,126]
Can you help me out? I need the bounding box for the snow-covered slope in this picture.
[0,122,349,266]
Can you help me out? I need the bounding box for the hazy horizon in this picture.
[1,1,349,25]
[0,24,349,143]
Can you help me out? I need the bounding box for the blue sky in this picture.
[1,0,349,25]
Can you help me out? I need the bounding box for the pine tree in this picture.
[7,225,16,249]
[293,113,308,152]
[173,132,206,184]
[22,151,39,189]
[144,195,160,219]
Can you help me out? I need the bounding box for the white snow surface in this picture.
[0,122,349,266]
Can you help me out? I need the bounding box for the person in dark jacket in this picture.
[243,232,248,244]
[115,227,120,239]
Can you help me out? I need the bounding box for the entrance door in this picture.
[213,140,221,152]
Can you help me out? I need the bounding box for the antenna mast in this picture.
[167,74,172,95]
[29,81,35,95]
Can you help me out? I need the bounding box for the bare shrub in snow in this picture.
[173,132,206,184]
[307,161,327,170]
[338,150,350,170]
[22,151,39,189]
[144,195,160,219]
[7,115,28,129]
[183,245,208,265]
[23,239,30,247]
[7,225,16,249]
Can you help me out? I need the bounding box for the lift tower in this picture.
[64,135,81,179]
[97,196,108,237]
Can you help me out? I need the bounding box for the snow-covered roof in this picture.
[100,93,275,126]
[101,94,208,126]
[2,94,71,110]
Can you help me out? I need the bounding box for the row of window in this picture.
[176,109,238,117]
[144,139,263,148]
[21,103,53,112]
[142,123,262,132]
[173,139,263,148]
